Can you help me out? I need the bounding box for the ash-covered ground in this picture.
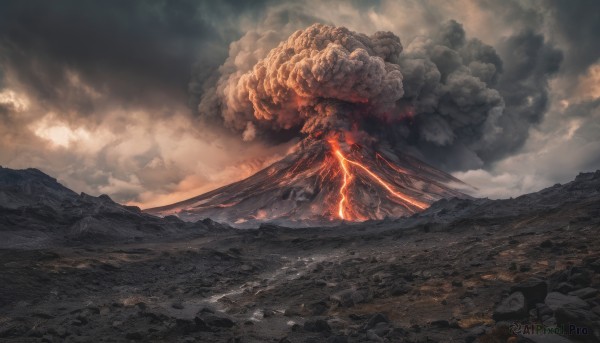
[1,168,600,342]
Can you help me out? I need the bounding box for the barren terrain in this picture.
[1,169,600,342]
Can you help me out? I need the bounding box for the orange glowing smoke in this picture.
[328,137,428,221]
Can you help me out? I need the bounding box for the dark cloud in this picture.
[483,30,562,159]
[0,0,288,205]
[545,0,600,76]
[0,0,276,116]
[476,0,599,95]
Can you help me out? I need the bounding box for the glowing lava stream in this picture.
[331,147,429,220]
[335,150,352,220]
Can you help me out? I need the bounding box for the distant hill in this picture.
[0,166,230,249]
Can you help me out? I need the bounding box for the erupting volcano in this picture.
[147,23,489,226]
[147,132,468,226]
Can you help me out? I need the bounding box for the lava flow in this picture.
[328,137,428,221]
[334,149,351,220]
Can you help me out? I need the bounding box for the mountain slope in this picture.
[146,138,469,227]
[0,167,78,209]
[0,166,228,249]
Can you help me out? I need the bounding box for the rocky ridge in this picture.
[0,166,230,249]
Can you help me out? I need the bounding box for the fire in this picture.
[327,136,428,221]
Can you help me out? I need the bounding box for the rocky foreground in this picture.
[1,169,600,342]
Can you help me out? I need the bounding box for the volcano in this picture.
[143,23,485,227]
[146,134,469,227]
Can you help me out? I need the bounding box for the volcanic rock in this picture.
[331,288,370,308]
[544,292,590,312]
[303,318,331,332]
[493,292,528,321]
[363,313,390,331]
[510,278,548,306]
[568,287,598,299]
[204,315,235,328]
[555,282,576,294]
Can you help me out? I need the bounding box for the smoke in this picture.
[203,24,405,137]
[200,21,560,172]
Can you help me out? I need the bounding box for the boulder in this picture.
[555,282,576,294]
[204,315,235,328]
[568,287,598,300]
[331,288,370,307]
[510,278,548,306]
[544,292,589,312]
[174,318,209,334]
[366,330,383,342]
[331,289,354,307]
[303,318,331,332]
[536,303,553,318]
[308,301,328,315]
[493,292,528,321]
[390,282,412,296]
[569,270,592,287]
[586,258,600,273]
[363,313,390,331]
[284,305,303,317]
[372,322,391,336]
[554,307,600,341]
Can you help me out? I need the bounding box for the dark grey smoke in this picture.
[537,0,600,101]
[199,21,563,171]
[399,24,562,170]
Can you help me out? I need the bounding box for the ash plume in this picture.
[199,21,562,171]
[213,24,405,137]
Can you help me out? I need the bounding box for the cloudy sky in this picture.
[0,0,598,208]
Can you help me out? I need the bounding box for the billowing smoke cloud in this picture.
[200,20,561,172]
[217,24,404,136]
[397,22,562,170]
